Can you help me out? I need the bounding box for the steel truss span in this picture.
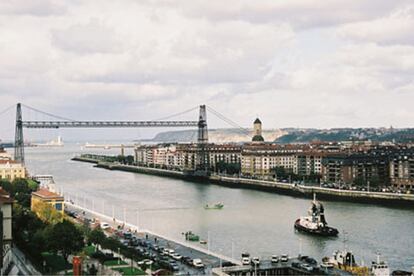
[22,120,198,129]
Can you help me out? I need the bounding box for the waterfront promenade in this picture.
[65,200,242,271]
[72,156,414,207]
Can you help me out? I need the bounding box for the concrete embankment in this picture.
[71,156,414,207]
[210,175,414,207]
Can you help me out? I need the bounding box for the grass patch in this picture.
[104,259,128,266]
[83,245,96,256]
[41,252,71,272]
[113,267,146,275]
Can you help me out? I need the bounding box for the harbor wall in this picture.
[71,156,414,207]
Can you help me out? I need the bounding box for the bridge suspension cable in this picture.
[0,104,15,118]
[206,106,251,136]
[21,103,75,121]
[153,106,199,121]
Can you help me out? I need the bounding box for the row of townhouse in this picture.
[321,147,414,189]
[134,143,414,189]
[134,143,242,171]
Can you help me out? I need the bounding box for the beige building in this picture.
[241,144,306,178]
[0,160,26,181]
[31,188,65,215]
[0,148,12,160]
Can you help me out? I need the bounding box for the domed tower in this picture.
[252,118,264,142]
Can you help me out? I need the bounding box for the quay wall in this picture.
[71,156,414,207]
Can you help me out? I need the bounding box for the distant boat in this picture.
[184,231,200,242]
[294,194,338,237]
[204,202,224,210]
[32,136,64,147]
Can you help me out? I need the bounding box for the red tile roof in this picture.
[0,160,19,164]
[32,188,64,200]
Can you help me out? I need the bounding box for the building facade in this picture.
[389,149,414,189]
[31,188,65,215]
[0,160,26,181]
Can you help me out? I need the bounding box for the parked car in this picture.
[242,257,250,265]
[167,249,175,256]
[182,256,193,265]
[171,253,182,260]
[292,262,300,268]
[281,254,289,262]
[251,257,260,266]
[304,257,317,265]
[100,222,110,229]
[192,258,204,268]
[300,263,314,272]
[271,255,279,263]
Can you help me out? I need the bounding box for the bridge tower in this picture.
[196,105,209,175]
[14,103,25,164]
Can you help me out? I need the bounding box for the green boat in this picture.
[204,202,224,210]
[184,231,200,242]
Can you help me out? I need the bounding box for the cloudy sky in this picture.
[1,0,414,141]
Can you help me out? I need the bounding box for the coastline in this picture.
[71,156,414,207]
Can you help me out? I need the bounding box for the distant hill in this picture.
[139,128,287,143]
[275,128,414,144]
[139,127,414,144]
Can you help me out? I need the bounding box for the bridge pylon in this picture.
[196,105,210,175]
[14,103,24,164]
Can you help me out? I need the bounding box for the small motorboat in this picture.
[294,194,338,237]
[204,202,224,210]
[184,231,200,242]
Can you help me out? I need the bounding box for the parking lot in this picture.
[67,203,237,275]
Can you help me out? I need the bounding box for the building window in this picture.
[55,203,62,211]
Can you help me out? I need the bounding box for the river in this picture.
[25,144,414,271]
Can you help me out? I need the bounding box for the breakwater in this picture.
[71,156,414,207]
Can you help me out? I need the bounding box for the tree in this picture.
[31,201,64,224]
[0,179,13,194]
[125,155,134,165]
[88,228,106,250]
[45,220,84,260]
[1,178,39,208]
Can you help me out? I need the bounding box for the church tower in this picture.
[252,118,264,142]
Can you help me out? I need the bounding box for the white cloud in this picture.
[0,0,67,16]
[0,0,414,142]
[52,19,124,54]
[338,6,414,45]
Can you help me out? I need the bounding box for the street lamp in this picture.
[118,247,120,265]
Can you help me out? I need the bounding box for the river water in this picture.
[25,144,414,271]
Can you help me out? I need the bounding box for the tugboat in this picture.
[371,253,390,276]
[294,194,339,237]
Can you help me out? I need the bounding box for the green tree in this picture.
[45,220,84,260]
[0,179,13,194]
[88,228,106,250]
[125,155,134,165]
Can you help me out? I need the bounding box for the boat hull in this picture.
[294,219,339,237]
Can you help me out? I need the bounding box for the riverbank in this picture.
[71,156,414,207]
